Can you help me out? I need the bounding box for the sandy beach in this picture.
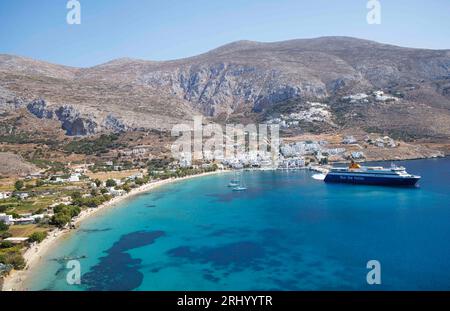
[1,170,225,291]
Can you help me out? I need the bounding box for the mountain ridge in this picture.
[1,36,449,141]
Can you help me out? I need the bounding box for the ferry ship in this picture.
[324,161,421,186]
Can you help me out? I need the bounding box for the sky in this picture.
[0,0,449,67]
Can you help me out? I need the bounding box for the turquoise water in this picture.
[27,158,450,290]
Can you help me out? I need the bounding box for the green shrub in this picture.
[105,179,117,187]
[0,241,13,249]
[14,180,24,191]
[51,213,72,228]
[0,251,26,270]
[0,221,9,231]
[28,231,48,243]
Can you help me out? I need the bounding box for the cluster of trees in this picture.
[0,248,25,270]
[147,158,174,171]
[28,231,48,243]
[12,178,47,193]
[149,165,218,180]
[0,221,8,232]
[64,134,122,155]
[50,191,111,228]
[71,191,111,208]
[51,204,81,227]
[0,221,26,270]
[0,221,11,240]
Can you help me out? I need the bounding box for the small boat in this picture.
[232,172,247,191]
[227,171,240,187]
[228,181,239,187]
[232,186,247,191]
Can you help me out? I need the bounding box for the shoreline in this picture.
[1,169,226,291]
[2,155,447,290]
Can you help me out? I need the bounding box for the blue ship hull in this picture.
[324,173,420,186]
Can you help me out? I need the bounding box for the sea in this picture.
[25,157,450,290]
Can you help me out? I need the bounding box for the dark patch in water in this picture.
[205,228,251,237]
[54,266,65,277]
[149,188,179,201]
[80,228,112,233]
[145,204,157,208]
[203,273,220,283]
[82,230,165,291]
[167,241,265,270]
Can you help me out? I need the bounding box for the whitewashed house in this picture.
[351,151,365,159]
[68,174,80,182]
[0,213,14,225]
[342,136,357,144]
[108,188,125,197]
[0,192,12,199]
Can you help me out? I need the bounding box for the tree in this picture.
[0,241,13,249]
[105,179,117,187]
[0,251,26,270]
[51,213,71,228]
[53,204,68,214]
[28,231,48,243]
[14,180,24,191]
[35,179,45,187]
[94,178,102,187]
[122,184,131,193]
[71,191,82,200]
[0,221,9,231]
[134,178,144,186]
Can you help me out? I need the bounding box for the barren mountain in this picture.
[0,152,39,176]
[0,36,449,141]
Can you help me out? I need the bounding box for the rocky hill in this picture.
[0,37,449,141]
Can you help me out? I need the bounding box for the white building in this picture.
[68,174,80,182]
[4,237,29,244]
[108,187,125,197]
[342,136,357,144]
[351,151,365,159]
[279,157,306,169]
[15,192,29,200]
[127,173,144,181]
[0,213,14,225]
[0,192,12,200]
[12,217,35,225]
